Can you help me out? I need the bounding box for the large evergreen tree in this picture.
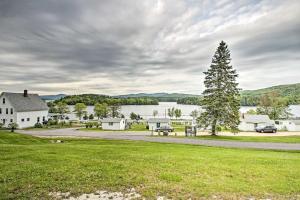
[199,41,240,135]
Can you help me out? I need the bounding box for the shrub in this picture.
[8,123,18,132]
[0,123,3,129]
[34,123,43,128]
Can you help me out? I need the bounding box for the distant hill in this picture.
[116,93,200,102]
[41,94,66,101]
[240,83,300,105]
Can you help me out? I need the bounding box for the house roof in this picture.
[148,118,170,123]
[241,114,271,123]
[1,92,48,112]
[101,118,124,123]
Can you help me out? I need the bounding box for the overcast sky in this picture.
[0,0,299,95]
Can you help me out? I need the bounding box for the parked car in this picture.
[155,126,174,132]
[255,125,277,133]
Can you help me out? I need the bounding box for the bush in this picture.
[0,123,3,129]
[34,123,43,128]
[8,123,18,132]
[47,119,58,126]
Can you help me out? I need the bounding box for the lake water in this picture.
[67,102,300,120]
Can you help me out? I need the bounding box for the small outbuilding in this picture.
[101,118,126,130]
[238,114,274,131]
[147,118,171,131]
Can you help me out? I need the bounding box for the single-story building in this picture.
[147,118,171,130]
[275,120,300,131]
[238,114,274,131]
[101,118,126,130]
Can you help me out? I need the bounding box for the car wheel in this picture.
[273,130,276,133]
[261,130,264,133]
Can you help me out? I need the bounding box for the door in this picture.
[157,122,160,128]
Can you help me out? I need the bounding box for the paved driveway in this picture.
[18,128,300,151]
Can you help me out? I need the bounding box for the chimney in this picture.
[24,90,28,97]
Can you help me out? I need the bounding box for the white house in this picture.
[101,118,126,130]
[0,90,49,129]
[238,114,274,131]
[147,118,171,130]
[275,120,300,131]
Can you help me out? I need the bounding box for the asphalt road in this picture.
[18,128,300,151]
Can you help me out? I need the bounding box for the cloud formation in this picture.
[0,0,299,94]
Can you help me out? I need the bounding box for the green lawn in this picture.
[190,135,300,143]
[0,131,300,199]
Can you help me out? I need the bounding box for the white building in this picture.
[101,118,126,130]
[147,118,171,131]
[0,90,49,129]
[275,120,300,131]
[238,114,274,131]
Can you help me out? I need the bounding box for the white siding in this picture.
[238,122,270,131]
[102,119,126,130]
[148,122,170,130]
[16,111,48,128]
[0,95,17,126]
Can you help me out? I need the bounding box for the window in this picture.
[21,119,25,122]
[157,122,161,128]
[10,119,13,123]
[27,118,30,122]
[2,98,5,104]
[43,116,46,122]
[10,108,13,115]
[0,108,2,114]
[6,108,8,114]
[109,122,113,126]
[37,117,40,122]
[3,119,5,124]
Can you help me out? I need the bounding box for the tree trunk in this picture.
[211,119,217,136]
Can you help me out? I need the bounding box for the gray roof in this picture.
[101,118,124,123]
[1,92,48,112]
[241,114,271,123]
[148,118,170,123]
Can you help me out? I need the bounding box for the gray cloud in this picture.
[0,0,299,95]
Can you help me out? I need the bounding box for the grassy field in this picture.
[185,135,300,143]
[0,131,300,199]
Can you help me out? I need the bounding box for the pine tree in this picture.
[199,41,240,135]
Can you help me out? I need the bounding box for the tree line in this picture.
[54,94,159,106]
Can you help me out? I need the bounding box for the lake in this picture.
[67,102,300,120]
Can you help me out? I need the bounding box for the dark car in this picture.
[255,125,277,133]
[155,126,174,132]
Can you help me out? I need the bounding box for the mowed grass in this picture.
[0,131,300,199]
[193,135,300,143]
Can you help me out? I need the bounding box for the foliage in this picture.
[190,110,199,119]
[177,97,202,105]
[0,123,3,129]
[246,109,257,115]
[109,105,121,118]
[34,123,43,128]
[167,107,175,119]
[85,122,99,129]
[240,83,300,106]
[174,109,182,119]
[199,41,240,135]
[256,92,292,120]
[8,123,18,132]
[47,102,58,113]
[56,102,70,116]
[55,94,159,106]
[89,114,94,120]
[74,103,87,120]
[94,103,109,119]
